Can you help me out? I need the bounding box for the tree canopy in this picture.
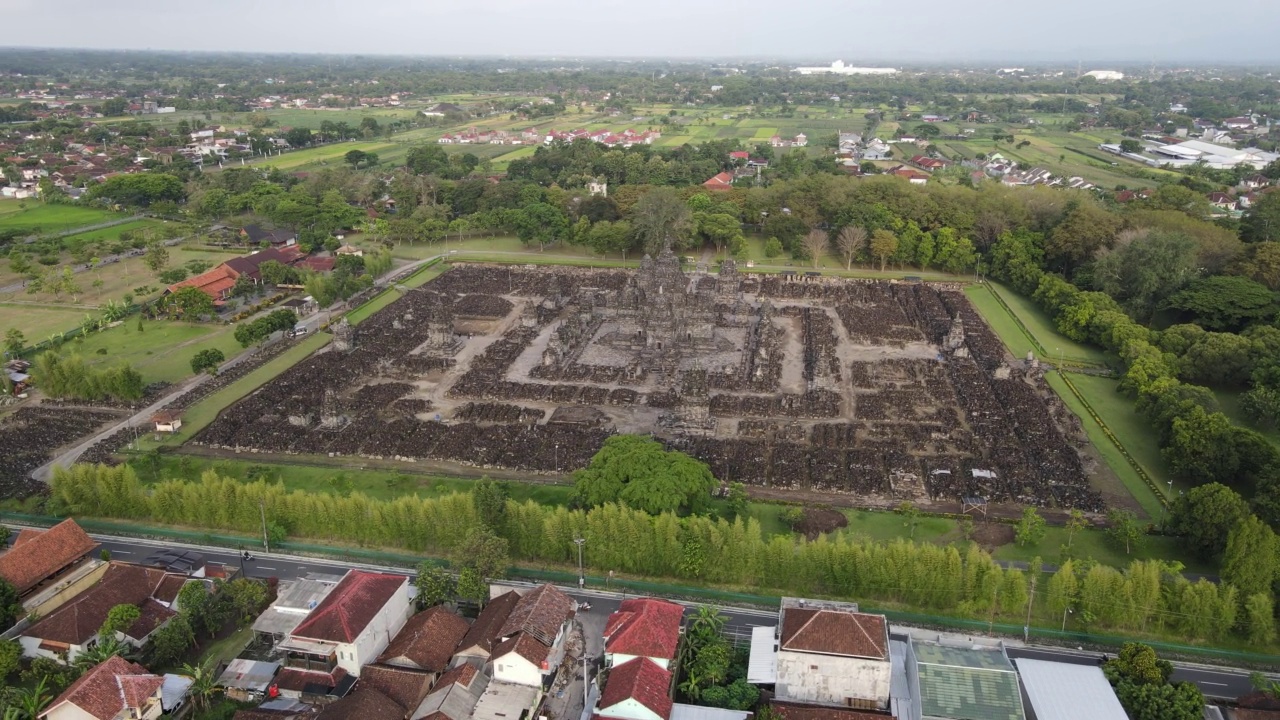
[573,435,716,515]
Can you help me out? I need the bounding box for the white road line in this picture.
[1200,682,1228,686]
[112,550,133,554]
[258,566,278,570]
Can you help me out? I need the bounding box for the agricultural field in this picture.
[0,201,122,235]
[248,140,399,170]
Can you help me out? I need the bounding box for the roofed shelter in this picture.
[773,598,891,711]
[1013,658,1126,720]
[0,519,98,605]
[910,640,1024,720]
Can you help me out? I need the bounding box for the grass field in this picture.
[251,140,398,170]
[0,201,121,234]
[1047,371,1171,519]
[0,304,89,342]
[346,262,449,324]
[1214,389,1280,450]
[155,332,332,445]
[59,219,165,247]
[965,283,1108,366]
[68,319,243,385]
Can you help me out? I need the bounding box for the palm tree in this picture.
[679,672,704,701]
[74,635,129,672]
[181,661,218,710]
[4,678,52,720]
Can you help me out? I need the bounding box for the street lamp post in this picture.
[1062,607,1073,632]
[573,537,586,589]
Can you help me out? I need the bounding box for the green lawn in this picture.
[991,525,1212,575]
[346,263,449,324]
[1215,389,1280,451]
[69,319,243,384]
[154,332,332,445]
[60,218,166,247]
[249,141,397,170]
[1046,371,1171,519]
[0,304,90,343]
[967,282,1109,366]
[0,201,121,234]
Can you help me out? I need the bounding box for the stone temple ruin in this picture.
[194,250,1104,511]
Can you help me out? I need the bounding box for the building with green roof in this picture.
[909,641,1025,720]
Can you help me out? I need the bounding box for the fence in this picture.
[7,511,1275,667]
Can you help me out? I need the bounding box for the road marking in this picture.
[258,566,277,570]
[112,550,133,555]
[1200,682,1228,686]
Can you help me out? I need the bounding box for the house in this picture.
[315,687,406,720]
[0,518,97,603]
[411,663,489,720]
[594,657,673,720]
[240,225,297,248]
[166,264,241,304]
[335,244,364,257]
[453,590,521,664]
[40,656,164,720]
[703,172,734,191]
[19,563,184,663]
[377,605,470,676]
[222,247,305,283]
[588,179,608,196]
[252,576,342,644]
[764,598,892,712]
[729,151,750,162]
[1223,116,1256,130]
[216,659,282,702]
[910,155,949,172]
[151,411,182,433]
[356,664,435,715]
[861,139,891,161]
[488,584,576,687]
[603,599,684,670]
[278,570,411,679]
[1208,192,1237,210]
[890,167,930,185]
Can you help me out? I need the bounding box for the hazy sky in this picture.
[4,0,1280,63]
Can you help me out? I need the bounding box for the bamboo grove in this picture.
[51,464,1276,648]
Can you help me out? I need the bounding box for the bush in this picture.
[763,237,784,258]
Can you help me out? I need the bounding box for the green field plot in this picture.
[0,304,89,342]
[255,107,419,129]
[1214,389,1280,451]
[71,319,243,384]
[251,141,397,170]
[752,127,778,139]
[60,219,165,246]
[964,282,1108,366]
[0,202,121,234]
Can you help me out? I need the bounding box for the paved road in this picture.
[29,530,1267,701]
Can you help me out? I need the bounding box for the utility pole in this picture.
[582,653,590,716]
[573,537,586,589]
[1023,571,1037,643]
[260,499,270,553]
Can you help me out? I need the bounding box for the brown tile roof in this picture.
[44,656,162,720]
[24,563,174,646]
[11,528,42,547]
[456,591,519,656]
[770,702,894,720]
[125,598,177,640]
[359,664,433,711]
[274,667,347,693]
[0,518,96,594]
[491,632,549,667]
[167,264,239,300]
[497,584,574,646]
[779,608,888,660]
[604,599,684,662]
[153,574,190,604]
[378,606,469,671]
[597,658,672,720]
[316,687,405,720]
[291,571,406,643]
[431,662,478,693]
[233,710,316,720]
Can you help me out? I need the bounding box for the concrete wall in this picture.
[494,653,543,687]
[776,650,891,709]
[346,582,411,676]
[607,653,671,671]
[23,560,108,618]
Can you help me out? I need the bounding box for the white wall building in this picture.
[794,60,898,75]
[277,570,410,677]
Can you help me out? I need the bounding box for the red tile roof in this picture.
[597,658,672,720]
[779,608,888,660]
[126,598,177,640]
[24,563,175,646]
[291,570,406,643]
[0,518,96,594]
[315,687,405,720]
[497,584,574,646]
[358,664,433,711]
[770,702,894,720]
[44,656,162,720]
[604,599,684,662]
[431,662,478,693]
[703,172,734,190]
[168,264,240,300]
[491,631,550,668]
[378,606,469,671]
[456,590,520,656]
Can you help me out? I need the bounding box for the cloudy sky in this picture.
[4,0,1280,63]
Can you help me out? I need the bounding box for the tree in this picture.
[631,187,692,255]
[0,638,19,681]
[1106,509,1144,555]
[143,243,169,274]
[801,229,828,268]
[345,149,368,168]
[725,482,749,520]
[1014,507,1046,547]
[1046,200,1123,275]
[1167,482,1250,558]
[456,566,487,608]
[230,274,257,299]
[1244,593,1276,645]
[414,565,455,610]
[3,328,23,357]
[472,477,509,532]
[700,679,759,711]
[99,604,141,639]
[512,202,570,250]
[181,661,217,711]
[166,286,215,319]
[869,229,899,272]
[221,578,268,626]
[74,635,129,671]
[1221,515,1279,600]
[573,435,717,515]
[5,676,52,720]
[1165,275,1278,332]
[1104,642,1172,686]
[458,527,509,582]
[86,172,186,208]
[1092,230,1198,321]
[147,614,194,667]
[896,501,921,538]
[1119,139,1143,154]
[190,348,225,375]
[1113,680,1205,720]
[177,581,215,638]
[0,579,22,630]
[1065,509,1087,548]
[836,225,867,270]
[763,237,784,258]
[1242,190,1280,243]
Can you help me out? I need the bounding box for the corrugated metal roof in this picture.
[671,705,750,720]
[914,643,1023,720]
[1014,659,1127,720]
[747,626,777,684]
